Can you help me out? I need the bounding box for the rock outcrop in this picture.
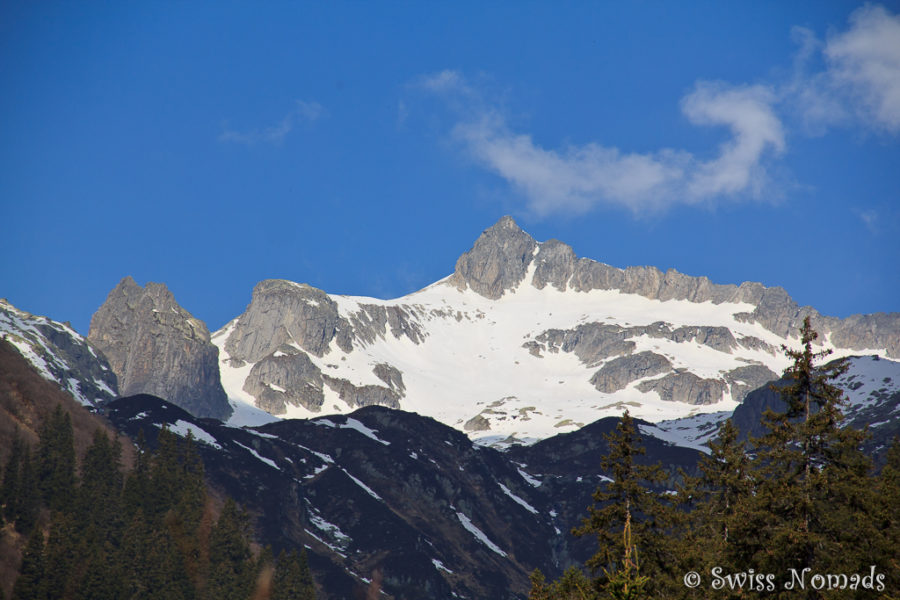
[242,347,325,414]
[637,371,727,405]
[88,277,230,420]
[225,280,353,364]
[590,352,672,393]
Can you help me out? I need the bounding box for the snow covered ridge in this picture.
[0,299,117,406]
[212,215,898,446]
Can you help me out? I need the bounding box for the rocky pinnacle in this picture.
[88,276,232,420]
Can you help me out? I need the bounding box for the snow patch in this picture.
[168,420,222,449]
[498,483,538,514]
[341,468,382,501]
[233,441,278,469]
[455,512,507,557]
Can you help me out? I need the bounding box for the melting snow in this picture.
[498,483,538,514]
[455,512,507,557]
[432,559,453,574]
[315,417,391,445]
[168,420,222,449]
[341,468,382,501]
[517,468,542,487]
[233,441,278,469]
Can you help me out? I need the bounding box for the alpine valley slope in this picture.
[213,216,900,444]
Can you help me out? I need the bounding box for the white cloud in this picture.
[421,72,784,215]
[413,6,900,217]
[219,100,323,145]
[681,82,785,198]
[826,4,900,133]
[789,5,900,134]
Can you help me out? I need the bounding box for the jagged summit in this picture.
[88,277,231,420]
[449,215,538,299]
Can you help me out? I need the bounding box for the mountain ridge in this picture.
[207,216,899,442]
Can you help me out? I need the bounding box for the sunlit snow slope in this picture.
[211,217,897,444]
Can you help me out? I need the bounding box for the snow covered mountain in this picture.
[0,298,117,406]
[212,216,900,444]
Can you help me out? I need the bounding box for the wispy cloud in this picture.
[414,4,899,217]
[418,71,783,215]
[219,100,323,145]
[859,208,880,234]
[791,4,900,134]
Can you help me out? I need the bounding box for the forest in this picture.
[1,411,316,600]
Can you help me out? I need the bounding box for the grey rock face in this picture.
[530,323,636,367]
[590,352,672,393]
[88,277,231,420]
[724,364,778,403]
[242,348,325,414]
[346,304,425,347]
[225,280,353,364]
[661,326,737,353]
[829,313,900,358]
[373,363,406,394]
[464,414,491,432]
[322,376,401,409]
[0,299,118,406]
[637,371,727,405]
[449,216,538,299]
[531,240,576,292]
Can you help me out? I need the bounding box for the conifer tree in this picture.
[79,429,124,540]
[206,498,254,600]
[40,512,77,600]
[124,429,153,519]
[15,446,39,535]
[273,548,317,600]
[876,437,900,594]
[573,410,675,598]
[36,405,76,513]
[732,317,881,596]
[11,527,44,600]
[686,418,753,581]
[1,432,24,524]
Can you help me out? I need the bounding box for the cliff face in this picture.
[88,277,231,420]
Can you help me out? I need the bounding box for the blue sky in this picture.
[2,1,898,334]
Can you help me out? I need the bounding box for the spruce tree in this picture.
[687,418,753,583]
[79,429,124,540]
[11,527,44,600]
[15,446,39,535]
[124,429,151,518]
[572,410,675,598]
[36,405,76,513]
[206,498,254,600]
[876,437,900,593]
[273,549,317,600]
[734,317,880,597]
[1,432,24,525]
[40,512,77,600]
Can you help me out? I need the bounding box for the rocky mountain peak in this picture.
[225,279,351,364]
[448,215,538,299]
[88,277,230,420]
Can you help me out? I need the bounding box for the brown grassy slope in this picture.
[0,338,135,595]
